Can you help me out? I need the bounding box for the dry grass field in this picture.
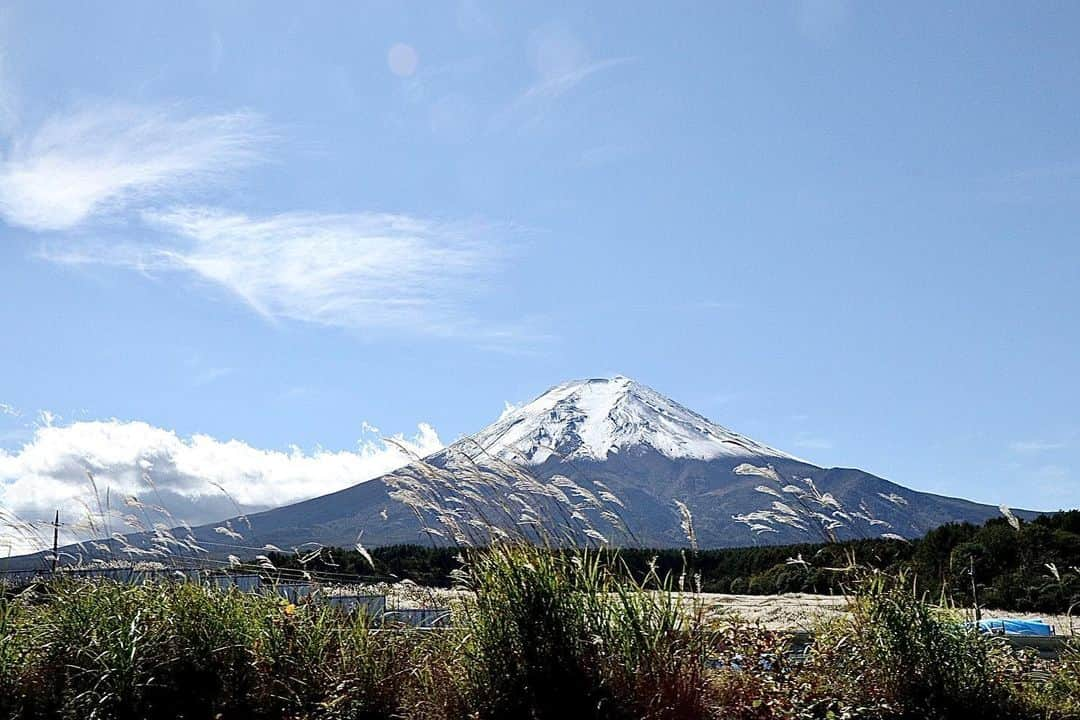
[346,581,1078,634]
[693,592,1077,634]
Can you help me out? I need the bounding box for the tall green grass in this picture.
[812,572,1019,720]
[457,544,711,720]
[0,579,410,720]
[1,549,1078,720]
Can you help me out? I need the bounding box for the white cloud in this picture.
[0,43,17,136]
[1030,464,1078,508]
[792,433,833,450]
[519,57,632,104]
[0,103,267,231]
[45,206,510,338]
[494,23,631,130]
[0,402,17,418]
[499,56,632,131]
[0,418,442,555]
[190,367,234,388]
[796,0,851,45]
[1009,439,1067,453]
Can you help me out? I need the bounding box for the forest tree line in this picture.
[265,510,1080,613]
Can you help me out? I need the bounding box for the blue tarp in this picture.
[976,618,1054,636]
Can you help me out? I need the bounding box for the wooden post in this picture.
[969,554,981,625]
[51,510,59,573]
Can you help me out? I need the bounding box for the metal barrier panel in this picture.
[233,574,262,592]
[384,608,451,628]
[0,570,37,586]
[327,594,386,619]
[270,583,313,603]
[209,574,263,592]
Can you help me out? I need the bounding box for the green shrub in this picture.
[457,543,713,720]
[0,580,407,720]
[1010,642,1080,720]
[812,572,1021,720]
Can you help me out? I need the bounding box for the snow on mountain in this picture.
[468,376,799,465]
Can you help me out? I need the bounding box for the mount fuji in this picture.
[172,376,1024,552]
[5,377,1031,569]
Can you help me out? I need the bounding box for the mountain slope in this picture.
[176,376,1030,552]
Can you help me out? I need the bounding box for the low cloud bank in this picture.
[0,418,442,555]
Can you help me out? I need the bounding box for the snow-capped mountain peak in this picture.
[467,376,796,465]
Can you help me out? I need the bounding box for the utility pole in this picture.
[969,554,981,625]
[51,510,59,574]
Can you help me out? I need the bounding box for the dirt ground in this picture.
[690,593,1077,634]
[345,583,1076,635]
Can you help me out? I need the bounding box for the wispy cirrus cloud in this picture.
[10,103,546,346]
[190,367,234,389]
[0,56,16,136]
[0,103,268,231]
[0,10,18,136]
[494,22,632,130]
[1009,439,1069,453]
[43,206,527,341]
[500,56,632,132]
[0,417,443,554]
[796,0,852,45]
[518,56,632,104]
[792,432,833,450]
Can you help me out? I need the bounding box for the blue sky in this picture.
[1,1,1078,546]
